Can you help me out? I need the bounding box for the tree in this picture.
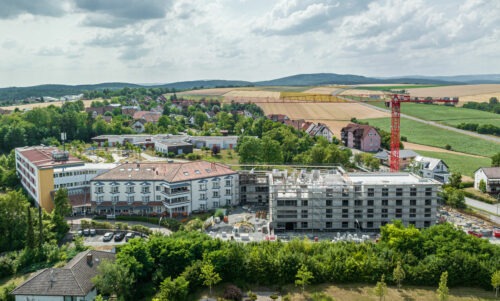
[52,188,71,239]
[490,97,499,105]
[295,264,313,295]
[492,152,500,167]
[436,271,449,301]
[393,260,405,289]
[201,262,221,298]
[92,260,134,300]
[374,274,387,301]
[157,276,189,301]
[261,136,283,164]
[449,172,462,189]
[25,206,36,251]
[492,270,500,298]
[479,179,487,193]
[0,190,29,252]
[237,137,262,163]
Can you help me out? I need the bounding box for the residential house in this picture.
[121,106,140,117]
[341,123,381,152]
[411,155,450,183]
[474,167,500,194]
[11,250,115,301]
[307,123,335,143]
[267,114,289,123]
[374,149,419,170]
[132,111,162,133]
[189,136,239,150]
[284,119,305,131]
[90,161,238,217]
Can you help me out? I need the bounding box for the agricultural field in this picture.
[223,90,280,99]
[414,150,492,178]
[407,84,500,105]
[369,102,500,127]
[303,86,347,94]
[2,99,94,111]
[361,117,499,157]
[355,84,442,91]
[279,92,346,102]
[177,87,235,96]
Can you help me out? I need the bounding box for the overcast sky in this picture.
[0,0,499,87]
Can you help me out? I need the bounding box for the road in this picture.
[352,99,500,144]
[465,197,500,224]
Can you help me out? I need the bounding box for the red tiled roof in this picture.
[93,161,236,183]
[133,111,161,123]
[17,146,84,169]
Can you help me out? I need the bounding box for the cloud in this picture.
[35,46,82,59]
[253,0,371,36]
[0,0,66,19]
[1,39,18,50]
[85,32,145,48]
[118,47,151,60]
[74,0,172,27]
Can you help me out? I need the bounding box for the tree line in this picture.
[462,97,500,114]
[92,222,500,300]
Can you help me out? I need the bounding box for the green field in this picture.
[413,150,491,177]
[369,102,500,127]
[361,117,500,157]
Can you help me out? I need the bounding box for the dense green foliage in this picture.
[463,98,500,114]
[105,222,500,300]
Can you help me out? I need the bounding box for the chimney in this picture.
[87,253,93,266]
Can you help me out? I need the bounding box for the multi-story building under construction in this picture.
[269,168,440,232]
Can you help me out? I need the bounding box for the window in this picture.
[424,221,431,227]
[342,208,349,218]
[355,200,362,206]
[410,187,417,196]
[425,187,433,196]
[142,196,150,203]
[425,208,431,217]
[112,195,119,203]
[225,189,231,196]
[342,221,348,228]
[97,196,104,203]
[342,189,349,197]
[200,204,206,210]
[326,221,332,229]
[367,200,374,206]
[277,200,297,206]
[396,188,403,196]
[367,208,374,218]
[156,186,160,191]
[381,208,388,218]
[225,180,231,187]
[127,196,134,203]
[367,188,374,196]
[277,210,297,218]
[354,209,363,218]
[126,186,135,194]
[410,199,417,206]
[326,199,333,206]
[395,208,402,218]
[96,186,104,194]
[382,188,389,196]
[302,200,308,206]
[342,200,349,206]
[200,193,206,200]
[213,191,219,198]
[367,221,373,228]
[226,199,231,206]
[326,208,333,218]
[410,208,416,218]
[301,222,308,229]
[425,199,432,206]
[301,210,308,218]
[396,199,402,206]
[156,195,161,201]
[141,186,150,194]
[382,199,388,206]
[199,183,207,190]
[213,182,220,189]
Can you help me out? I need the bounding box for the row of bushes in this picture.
[463,190,497,205]
[456,123,500,136]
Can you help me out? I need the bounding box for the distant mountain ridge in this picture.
[2,73,500,101]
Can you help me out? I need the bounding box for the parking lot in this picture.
[439,207,500,244]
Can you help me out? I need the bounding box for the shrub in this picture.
[223,285,243,301]
[311,292,335,301]
[445,144,452,150]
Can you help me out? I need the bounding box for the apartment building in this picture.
[15,146,116,213]
[269,168,440,232]
[90,161,238,217]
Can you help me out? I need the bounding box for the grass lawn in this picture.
[415,150,492,178]
[194,148,240,166]
[194,283,497,301]
[369,102,500,127]
[361,117,499,157]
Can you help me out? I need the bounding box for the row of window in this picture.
[278,220,432,229]
[54,170,98,178]
[277,199,434,207]
[276,208,433,219]
[55,181,90,189]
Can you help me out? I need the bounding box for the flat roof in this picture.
[16,146,84,169]
[348,172,439,185]
[54,163,119,172]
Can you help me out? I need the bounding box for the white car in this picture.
[103,232,114,242]
[221,231,227,238]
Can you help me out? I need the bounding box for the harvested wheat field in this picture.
[259,103,389,136]
[340,89,387,96]
[407,84,500,104]
[223,90,280,99]
[2,99,94,111]
[178,88,235,96]
[303,86,343,95]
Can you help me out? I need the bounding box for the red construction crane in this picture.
[386,94,459,172]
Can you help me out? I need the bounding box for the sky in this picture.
[0,0,499,87]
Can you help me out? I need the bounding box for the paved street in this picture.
[465,197,500,224]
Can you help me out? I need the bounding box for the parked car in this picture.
[467,230,483,238]
[114,232,125,242]
[125,232,135,242]
[103,232,114,242]
[83,229,90,236]
[76,229,83,236]
[90,229,96,236]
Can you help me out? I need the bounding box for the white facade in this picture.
[54,163,118,191]
[474,167,500,193]
[190,136,239,150]
[412,156,450,183]
[15,290,95,301]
